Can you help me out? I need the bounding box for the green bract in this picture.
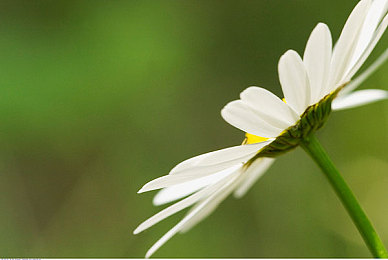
[247,83,347,161]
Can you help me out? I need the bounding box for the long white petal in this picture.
[239,86,299,129]
[328,0,371,89]
[168,141,272,175]
[179,142,270,167]
[341,48,388,95]
[178,199,220,234]
[233,157,275,198]
[179,169,245,234]
[138,142,271,193]
[278,50,311,115]
[144,172,242,258]
[153,165,239,205]
[134,167,239,235]
[169,142,264,175]
[332,89,388,110]
[344,14,388,81]
[180,158,274,233]
[303,23,333,102]
[134,187,210,235]
[347,0,388,74]
[221,100,283,137]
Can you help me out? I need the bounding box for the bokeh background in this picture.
[0,0,387,257]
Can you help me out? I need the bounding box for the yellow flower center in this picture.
[242,133,269,144]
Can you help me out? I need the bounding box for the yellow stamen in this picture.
[242,133,269,145]
[242,99,284,145]
[242,100,284,145]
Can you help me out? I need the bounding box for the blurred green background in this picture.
[0,0,387,257]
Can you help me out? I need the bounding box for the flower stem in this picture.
[300,134,388,258]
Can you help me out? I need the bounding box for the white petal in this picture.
[221,100,283,137]
[239,86,299,128]
[178,169,245,234]
[179,171,244,233]
[347,0,388,73]
[134,186,209,235]
[303,23,333,103]
[153,165,239,205]
[134,168,239,235]
[144,172,242,258]
[170,141,272,174]
[233,157,275,198]
[168,142,258,175]
[332,89,388,110]
[178,199,220,234]
[278,50,311,115]
[178,142,269,168]
[341,48,388,95]
[138,142,271,193]
[328,0,371,88]
[345,14,388,81]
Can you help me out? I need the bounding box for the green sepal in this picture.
[246,84,346,164]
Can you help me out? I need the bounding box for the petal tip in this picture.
[315,22,330,32]
[133,227,140,235]
[145,249,154,258]
[137,185,148,194]
[152,197,163,206]
[279,49,300,67]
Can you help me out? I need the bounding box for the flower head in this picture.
[135,0,388,257]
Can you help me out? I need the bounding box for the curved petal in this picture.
[153,165,239,205]
[328,0,371,88]
[278,50,311,115]
[138,142,271,193]
[303,23,333,102]
[332,89,388,110]
[134,168,239,235]
[341,48,388,96]
[233,157,275,198]
[347,0,388,76]
[169,141,272,175]
[144,172,242,258]
[239,86,299,128]
[345,13,388,81]
[179,172,244,234]
[134,185,210,235]
[178,198,221,234]
[221,100,283,137]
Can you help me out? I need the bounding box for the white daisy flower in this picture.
[135,0,388,257]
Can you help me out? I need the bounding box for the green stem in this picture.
[300,134,388,258]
